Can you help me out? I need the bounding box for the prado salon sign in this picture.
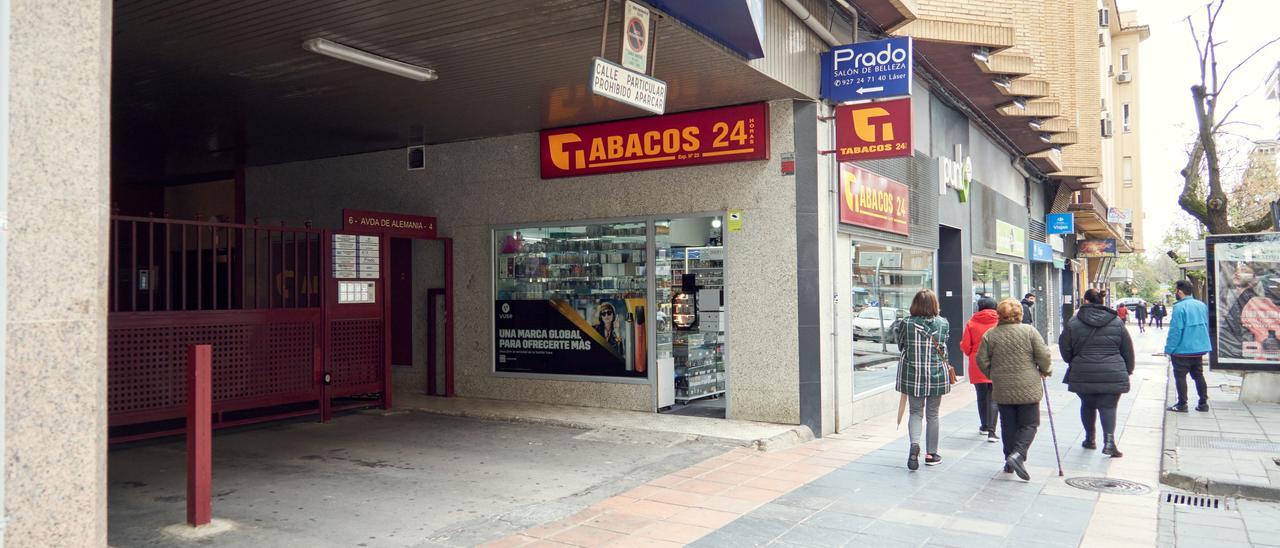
[539,103,769,178]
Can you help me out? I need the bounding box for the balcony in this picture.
[1067,189,1134,253]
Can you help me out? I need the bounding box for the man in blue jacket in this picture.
[1165,280,1213,412]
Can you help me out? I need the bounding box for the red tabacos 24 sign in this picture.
[540,103,769,178]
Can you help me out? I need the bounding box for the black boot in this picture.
[1102,434,1123,458]
[1082,431,1096,450]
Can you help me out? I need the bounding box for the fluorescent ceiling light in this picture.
[1012,98,1027,110]
[302,38,437,81]
[1039,133,1053,144]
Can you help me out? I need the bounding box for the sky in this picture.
[1128,0,1278,257]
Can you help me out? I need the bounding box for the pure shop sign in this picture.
[540,103,769,178]
[939,144,972,202]
[839,164,910,236]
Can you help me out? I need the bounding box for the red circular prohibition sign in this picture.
[626,17,646,52]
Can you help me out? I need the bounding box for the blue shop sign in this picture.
[1029,240,1054,263]
[820,37,913,102]
[1046,213,1075,235]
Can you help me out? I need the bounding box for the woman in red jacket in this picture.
[961,296,1001,443]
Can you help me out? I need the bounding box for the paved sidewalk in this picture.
[486,333,1170,547]
[1160,362,1280,501]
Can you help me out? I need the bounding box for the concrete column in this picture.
[1241,372,1280,404]
[6,0,111,545]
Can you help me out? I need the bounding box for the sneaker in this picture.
[1006,453,1030,481]
[987,431,999,443]
[908,443,920,471]
[1167,404,1188,413]
[925,453,942,466]
[979,427,989,436]
[1195,402,1209,412]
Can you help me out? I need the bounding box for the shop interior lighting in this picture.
[1028,118,1044,130]
[711,218,722,229]
[992,76,1013,90]
[302,38,438,81]
[972,47,990,63]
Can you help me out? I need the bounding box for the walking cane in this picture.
[1042,378,1065,477]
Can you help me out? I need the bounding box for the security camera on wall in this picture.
[407,145,426,171]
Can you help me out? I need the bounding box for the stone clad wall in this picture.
[6,0,112,545]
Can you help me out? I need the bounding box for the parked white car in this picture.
[853,307,906,342]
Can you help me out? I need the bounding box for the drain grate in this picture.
[1163,491,1230,510]
[1065,477,1152,495]
[1179,435,1280,452]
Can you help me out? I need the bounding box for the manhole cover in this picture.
[1180,435,1280,452]
[1065,477,1151,495]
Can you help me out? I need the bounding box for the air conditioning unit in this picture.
[1117,72,1132,83]
[1101,118,1114,138]
[1099,32,1106,48]
[1099,8,1110,27]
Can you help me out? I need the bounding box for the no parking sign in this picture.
[621,1,651,73]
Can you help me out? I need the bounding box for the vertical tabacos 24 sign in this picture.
[540,103,769,178]
[821,37,913,102]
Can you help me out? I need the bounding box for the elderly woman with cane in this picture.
[977,299,1052,480]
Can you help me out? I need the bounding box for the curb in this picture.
[1157,365,1280,503]
[391,405,814,452]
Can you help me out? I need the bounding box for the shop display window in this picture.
[493,222,648,377]
[973,259,1026,304]
[851,243,933,394]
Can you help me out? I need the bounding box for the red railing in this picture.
[107,217,353,441]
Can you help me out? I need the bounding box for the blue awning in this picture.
[645,0,766,59]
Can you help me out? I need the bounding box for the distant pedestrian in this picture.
[1116,304,1128,324]
[1134,302,1148,334]
[961,297,1001,443]
[893,289,951,471]
[1165,280,1212,412]
[1151,302,1167,329]
[1020,293,1036,326]
[977,299,1053,480]
[1060,289,1134,458]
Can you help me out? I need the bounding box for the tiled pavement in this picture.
[483,326,1172,547]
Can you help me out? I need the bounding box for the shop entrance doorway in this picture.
[656,216,727,419]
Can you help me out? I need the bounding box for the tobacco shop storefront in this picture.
[248,100,812,426]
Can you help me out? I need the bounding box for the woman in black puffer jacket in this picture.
[1059,289,1135,457]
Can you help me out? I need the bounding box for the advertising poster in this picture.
[1078,239,1117,258]
[1208,232,1280,370]
[495,298,645,377]
[995,220,1026,258]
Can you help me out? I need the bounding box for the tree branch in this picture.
[1179,140,1212,228]
[1239,211,1276,233]
[1218,35,1280,95]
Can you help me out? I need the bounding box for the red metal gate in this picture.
[107,217,388,441]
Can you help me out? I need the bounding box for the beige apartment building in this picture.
[1105,6,1150,252]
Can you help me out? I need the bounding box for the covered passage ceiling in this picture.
[112,0,805,181]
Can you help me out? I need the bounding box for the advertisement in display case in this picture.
[1207,232,1280,371]
[495,298,647,377]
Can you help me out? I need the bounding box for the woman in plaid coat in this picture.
[893,289,951,471]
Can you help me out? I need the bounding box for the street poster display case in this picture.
[1207,231,1280,371]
